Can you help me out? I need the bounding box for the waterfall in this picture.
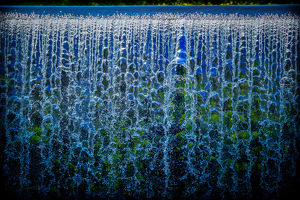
[0,13,299,199]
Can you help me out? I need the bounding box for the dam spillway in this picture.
[0,7,299,199]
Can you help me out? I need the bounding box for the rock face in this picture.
[0,12,299,199]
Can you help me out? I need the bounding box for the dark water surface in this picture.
[0,5,300,16]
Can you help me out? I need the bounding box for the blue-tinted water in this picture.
[0,6,299,200]
[0,5,300,16]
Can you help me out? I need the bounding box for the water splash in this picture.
[0,13,299,199]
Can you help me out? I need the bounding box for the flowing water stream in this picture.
[0,12,299,199]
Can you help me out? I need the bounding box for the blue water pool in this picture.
[0,6,299,199]
[1,5,300,16]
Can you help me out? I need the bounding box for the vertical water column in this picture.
[278,15,300,196]
[262,17,281,197]
[193,19,212,196]
[214,19,228,197]
[166,25,189,197]
[2,18,23,194]
[236,18,252,197]
[180,19,198,197]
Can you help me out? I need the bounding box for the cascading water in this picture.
[0,12,299,199]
